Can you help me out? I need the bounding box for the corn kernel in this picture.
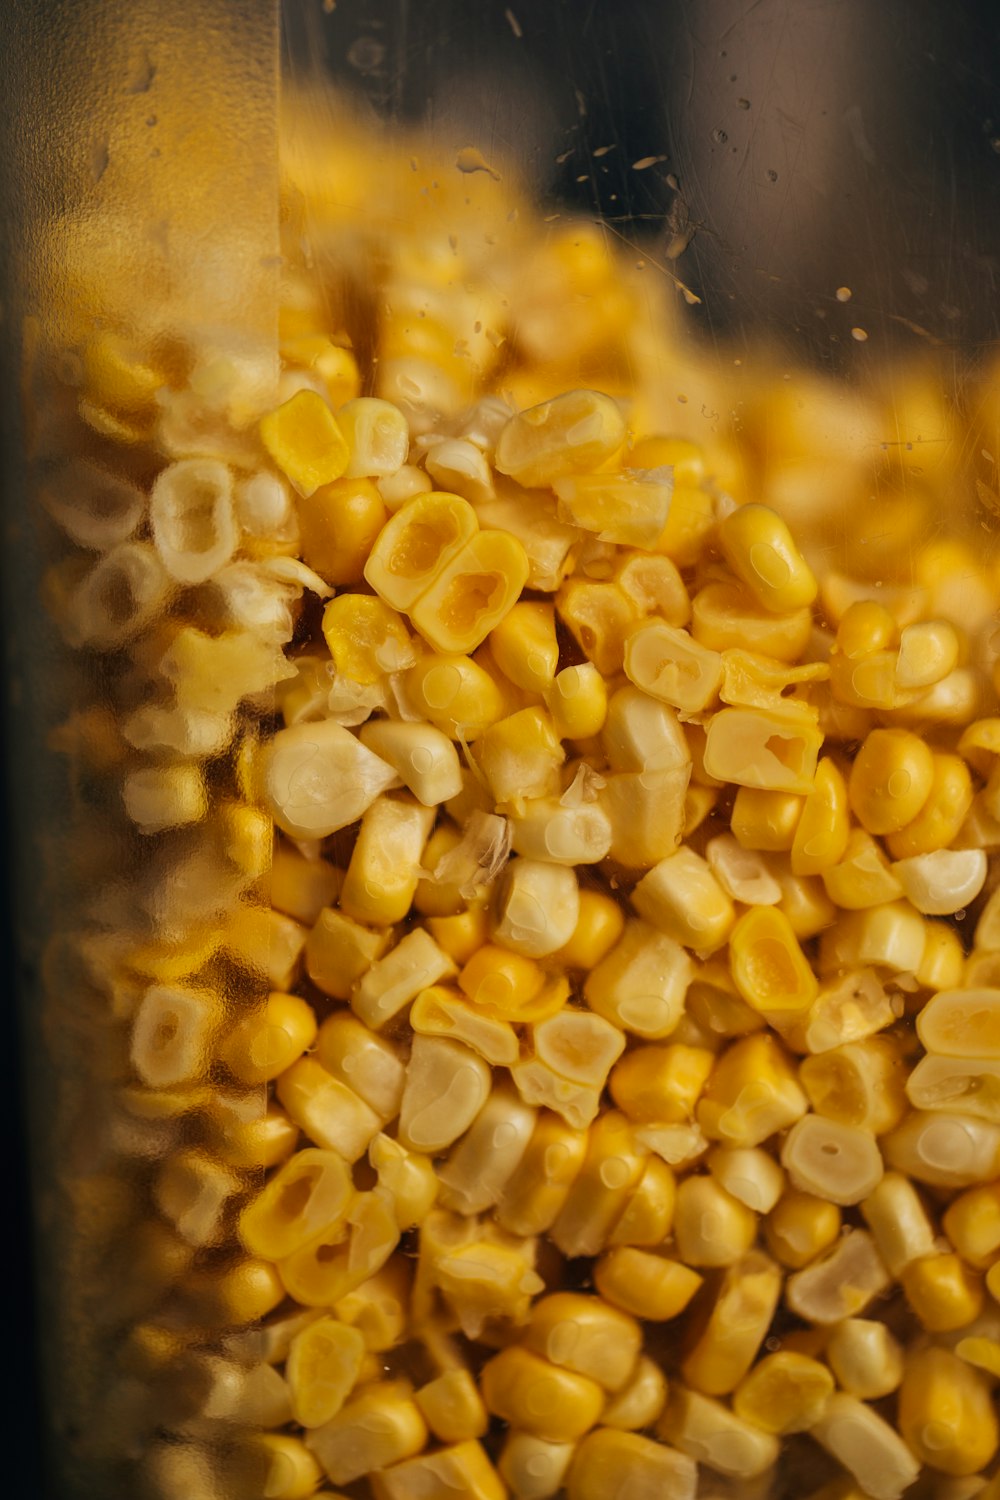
[490,600,559,695]
[658,1387,779,1479]
[305,1383,428,1487]
[280,1188,400,1309]
[886,751,974,858]
[882,1110,1000,1189]
[584,919,693,1040]
[297,477,387,586]
[784,1228,889,1324]
[825,1319,902,1400]
[234,1432,324,1499]
[632,847,735,952]
[555,889,626,970]
[614,549,690,625]
[397,1035,491,1153]
[131,983,222,1089]
[732,1351,833,1435]
[706,833,783,907]
[557,579,638,676]
[704,706,823,795]
[698,1032,808,1146]
[496,1111,589,1237]
[898,1347,999,1477]
[943,1181,1000,1268]
[707,1147,784,1213]
[799,1038,906,1136]
[498,1432,575,1500]
[610,1044,714,1124]
[260,390,350,498]
[901,1252,984,1332]
[790,758,849,876]
[480,1346,605,1443]
[811,1395,919,1500]
[781,1114,883,1206]
[364,490,479,611]
[550,1110,648,1258]
[410,529,529,654]
[821,829,903,910]
[334,1256,412,1351]
[764,1189,842,1270]
[682,1250,782,1395]
[729,905,818,1023]
[601,1356,669,1431]
[719,503,818,613]
[305,907,390,1000]
[692,579,813,663]
[599,766,690,868]
[624,619,723,714]
[263,720,399,840]
[405,651,506,739]
[731,786,804,851]
[673,1174,758,1267]
[369,1136,438,1230]
[286,1317,366,1429]
[546,663,608,740]
[413,1370,488,1444]
[847,727,934,835]
[221,992,317,1086]
[564,1429,697,1500]
[524,1292,642,1392]
[277,1057,382,1162]
[239,1148,354,1262]
[316,1012,406,1120]
[495,389,626,488]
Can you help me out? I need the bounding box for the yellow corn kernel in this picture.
[632,847,735,952]
[652,479,715,567]
[673,1175,758,1267]
[901,1252,984,1332]
[411,985,518,1066]
[820,829,903,910]
[480,1346,605,1444]
[825,1319,902,1400]
[339,795,434,927]
[220,992,317,1087]
[207,1099,300,1172]
[918,987,1000,1055]
[297,477,387,587]
[190,1257,286,1327]
[898,1346,999,1477]
[609,1044,714,1125]
[425,908,490,966]
[489,600,558,695]
[584,919,693,1040]
[895,618,960,689]
[682,1250,783,1396]
[599,767,690,869]
[829,645,912,711]
[554,468,673,551]
[546,663,608,740]
[222,905,307,992]
[799,1038,906,1136]
[277,1057,382,1162]
[790,759,849,877]
[498,1432,575,1500]
[942,1181,1000,1268]
[565,1429,696,1500]
[732,1351,833,1436]
[835,599,898,659]
[810,1395,919,1500]
[707,1147,784,1213]
[524,1292,642,1393]
[780,1115,882,1206]
[886,751,974,859]
[316,1013,406,1120]
[369,1136,438,1230]
[697,1032,807,1146]
[556,579,638,676]
[601,684,690,775]
[556,889,626,970]
[496,1111,589,1237]
[322,594,414,687]
[719,503,818,613]
[233,1432,324,1499]
[473,707,565,807]
[507,793,610,868]
[692,579,813,663]
[358,721,463,810]
[704,706,823,795]
[784,1229,889,1325]
[458,943,546,1020]
[495,388,626,488]
[305,1383,428,1488]
[847,727,934,835]
[608,1156,677,1246]
[818,900,926,976]
[659,1387,779,1479]
[623,619,723,714]
[239,1148,354,1262]
[397,1035,491,1154]
[285,1317,366,1429]
[280,1188,399,1309]
[152,1147,239,1250]
[705,832,782,908]
[363,490,478,611]
[260,390,349,498]
[550,1110,648,1258]
[372,1441,505,1500]
[601,1357,668,1432]
[412,1370,488,1444]
[280,332,360,406]
[728,905,818,1026]
[305,908,390,1001]
[405,651,506,739]
[532,1007,625,1089]
[917,920,965,991]
[410,529,529,654]
[731,786,804,851]
[335,1256,412,1351]
[764,1189,841,1270]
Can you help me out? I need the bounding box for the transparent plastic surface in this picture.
[4,2,1000,1498]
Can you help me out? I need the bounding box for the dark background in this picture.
[5,0,1000,1492]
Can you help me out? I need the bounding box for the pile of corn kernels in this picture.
[34,117,1000,1500]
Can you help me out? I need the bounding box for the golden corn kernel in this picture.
[334,1256,412,1350]
[498,1432,575,1500]
[886,751,974,859]
[704,706,823,795]
[564,1428,696,1500]
[260,390,350,498]
[942,1181,1000,1268]
[411,984,519,1067]
[610,1044,714,1125]
[847,727,934,835]
[458,943,546,1020]
[632,847,735,952]
[799,1038,906,1137]
[719,503,818,613]
[554,468,674,550]
[546,663,609,740]
[901,1252,984,1332]
[698,1032,808,1146]
[550,1110,647,1258]
[371,1441,505,1500]
[732,1350,833,1435]
[624,619,723,714]
[425,908,490,966]
[601,1356,669,1432]
[221,992,317,1086]
[405,651,506,739]
[682,1250,782,1396]
[239,1148,354,1262]
[305,1383,428,1488]
[556,579,638,676]
[731,786,804,851]
[410,529,529,654]
[672,1174,758,1268]
[364,490,479,611]
[584,919,693,1040]
[835,599,898,659]
[412,1370,488,1444]
[280,1188,400,1309]
[764,1189,842,1271]
[339,795,434,927]
[898,1346,999,1477]
[524,1292,642,1392]
[821,829,903,910]
[790,758,849,876]
[277,1057,382,1162]
[305,907,390,1001]
[286,1317,366,1429]
[692,579,813,663]
[729,905,818,1023]
[916,919,965,991]
[495,389,626,488]
[614,549,690,625]
[297,477,387,586]
[480,1346,605,1443]
[474,707,565,807]
[369,1136,438,1229]
[555,889,626,970]
[489,600,558,695]
[496,1111,589,1237]
[658,1387,779,1479]
[825,1318,902,1400]
[234,1432,324,1499]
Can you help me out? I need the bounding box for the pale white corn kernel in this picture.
[476,493,579,593]
[799,968,894,1054]
[780,1116,884,1206]
[43,459,145,550]
[498,1432,575,1500]
[826,1319,904,1400]
[785,1230,890,1324]
[705,835,783,906]
[457,395,516,454]
[673,1175,757,1267]
[510,1058,604,1131]
[601,1356,669,1431]
[881,1111,1000,1188]
[358,720,464,806]
[509,797,613,865]
[411,986,519,1067]
[210,563,298,637]
[624,621,724,714]
[632,847,735,952]
[601,686,691,774]
[600,767,692,869]
[906,1054,1000,1121]
[533,1009,626,1091]
[123,703,232,759]
[809,1394,919,1500]
[553,468,674,550]
[340,795,435,926]
[235,471,293,537]
[338,397,411,478]
[584,919,694,1039]
[917,989,1000,1056]
[352,929,457,1029]
[224,1306,324,1367]
[658,1388,779,1479]
[262,720,399,840]
[495,389,626,488]
[276,1058,383,1162]
[377,463,433,511]
[425,437,496,503]
[707,1148,785,1213]
[153,1148,240,1248]
[397,1036,492,1153]
[123,764,207,834]
[64,541,172,649]
[437,1086,537,1214]
[317,1012,407,1120]
[819,901,926,976]
[131,984,220,1088]
[893,848,987,916]
[150,458,237,584]
[634,1122,709,1168]
[493,859,580,958]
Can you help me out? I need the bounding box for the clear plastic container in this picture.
[5,3,1000,1497]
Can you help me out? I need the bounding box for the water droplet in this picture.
[991,138,1000,154]
[712,128,728,145]
[851,326,869,342]
[348,35,386,72]
[766,169,778,182]
[836,286,852,302]
[737,98,751,110]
